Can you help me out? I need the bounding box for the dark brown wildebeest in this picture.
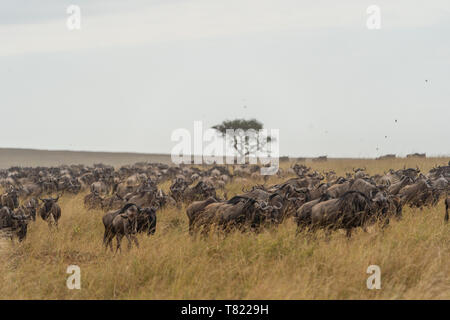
[1,188,19,210]
[388,176,413,195]
[0,207,31,241]
[326,180,352,199]
[294,193,332,231]
[23,197,39,221]
[296,191,388,238]
[169,177,188,204]
[187,195,275,235]
[102,203,140,252]
[15,204,36,222]
[135,206,158,236]
[101,193,124,212]
[398,178,432,208]
[353,168,367,179]
[182,180,217,204]
[349,178,379,198]
[38,196,62,227]
[125,187,158,208]
[84,191,104,210]
[186,197,219,234]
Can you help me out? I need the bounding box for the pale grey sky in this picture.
[0,0,449,158]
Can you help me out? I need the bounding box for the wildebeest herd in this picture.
[0,161,449,251]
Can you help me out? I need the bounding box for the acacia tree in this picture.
[212,118,273,159]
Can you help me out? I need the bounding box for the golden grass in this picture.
[0,158,449,299]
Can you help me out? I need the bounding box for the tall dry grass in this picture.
[0,158,449,299]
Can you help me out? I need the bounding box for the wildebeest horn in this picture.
[258,201,269,209]
[272,201,283,210]
[119,203,139,213]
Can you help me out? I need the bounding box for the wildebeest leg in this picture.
[107,234,114,251]
[104,230,114,251]
[131,235,139,248]
[200,225,210,238]
[125,234,133,249]
[54,215,59,229]
[103,228,109,246]
[345,228,352,239]
[445,205,449,223]
[381,217,390,230]
[115,234,123,253]
[324,229,332,242]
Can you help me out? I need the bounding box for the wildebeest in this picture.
[38,196,62,227]
[103,203,140,252]
[349,178,379,198]
[90,179,109,196]
[186,197,219,234]
[103,203,158,252]
[296,191,388,238]
[388,176,413,195]
[23,198,39,221]
[136,206,158,235]
[398,178,432,208]
[187,195,276,235]
[101,193,124,211]
[326,180,352,198]
[84,191,104,210]
[182,180,217,204]
[1,188,19,210]
[0,206,31,241]
[15,204,37,222]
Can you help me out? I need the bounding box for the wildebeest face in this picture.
[372,192,389,213]
[11,191,19,208]
[39,196,59,212]
[11,214,31,241]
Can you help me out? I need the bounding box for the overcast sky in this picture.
[0,0,449,158]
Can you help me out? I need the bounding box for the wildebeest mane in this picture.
[226,195,249,205]
[337,191,371,214]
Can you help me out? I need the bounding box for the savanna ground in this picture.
[0,157,449,299]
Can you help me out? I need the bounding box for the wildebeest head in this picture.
[371,191,389,214]
[119,203,140,234]
[5,188,19,208]
[11,213,32,241]
[39,195,60,212]
[139,206,158,235]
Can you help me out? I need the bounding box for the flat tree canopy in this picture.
[212,118,272,158]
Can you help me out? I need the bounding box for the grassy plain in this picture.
[0,157,449,299]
